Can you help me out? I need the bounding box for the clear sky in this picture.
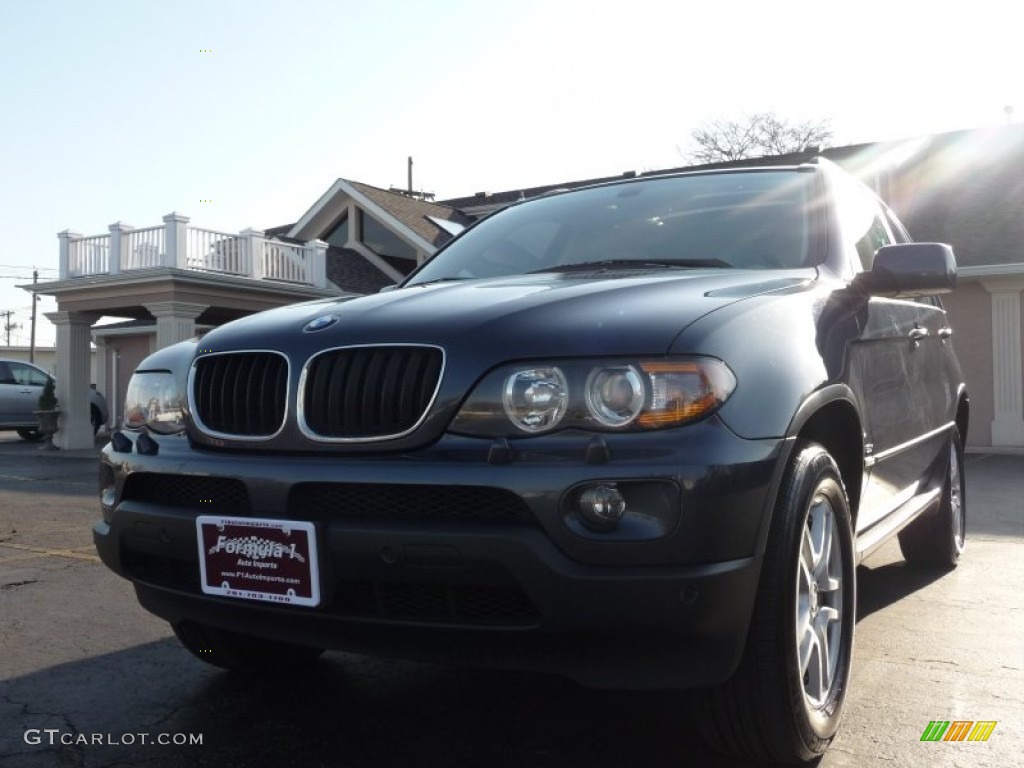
[2,0,1022,349]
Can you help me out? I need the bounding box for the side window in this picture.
[834,171,894,272]
[855,213,891,270]
[9,363,48,386]
[0,362,14,385]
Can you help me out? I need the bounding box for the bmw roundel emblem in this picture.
[303,314,339,333]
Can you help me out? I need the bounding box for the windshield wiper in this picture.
[403,276,472,288]
[528,258,731,274]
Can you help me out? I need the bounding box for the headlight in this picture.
[503,367,568,432]
[123,372,187,434]
[450,357,736,437]
[585,366,645,427]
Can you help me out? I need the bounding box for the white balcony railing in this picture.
[58,213,328,289]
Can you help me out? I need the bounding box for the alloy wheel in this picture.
[796,494,844,708]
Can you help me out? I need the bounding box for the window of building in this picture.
[360,210,417,260]
[323,213,350,248]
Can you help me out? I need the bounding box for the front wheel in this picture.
[697,442,856,764]
[172,621,324,672]
[17,427,43,442]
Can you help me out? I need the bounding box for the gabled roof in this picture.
[347,181,472,248]
[288,179,470,252]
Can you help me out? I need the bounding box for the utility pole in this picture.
[1,310,19,347]
[29,270,38,363]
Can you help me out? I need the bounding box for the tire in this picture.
[898,428,965,569]
[17,428,43,442]
[697,442,856,764]
[172,621,324,673]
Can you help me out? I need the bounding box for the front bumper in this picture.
[94,419,789,688]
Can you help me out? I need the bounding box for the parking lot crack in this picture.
[2,690,85,752]
[0,579,38,590]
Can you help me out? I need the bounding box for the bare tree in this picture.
[685,113,832,164]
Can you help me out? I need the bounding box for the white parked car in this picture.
[0,358,109,440]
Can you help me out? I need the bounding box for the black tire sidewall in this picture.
[775,445,857,746]
[947,429,966,560]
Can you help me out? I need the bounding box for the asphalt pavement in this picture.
[0,434,1021,767]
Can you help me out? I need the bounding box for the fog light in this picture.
[577,484,626,531]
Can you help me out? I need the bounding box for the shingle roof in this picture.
[875,126,1024,267]
[347,181,473,248]
[325,247,402,294]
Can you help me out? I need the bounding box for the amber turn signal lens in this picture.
[635,359,735,428]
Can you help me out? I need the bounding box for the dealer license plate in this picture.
[196,516,320,607]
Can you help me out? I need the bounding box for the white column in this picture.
[108,222,132,274]
[58,230,82,278]
[989,288,1024,446]
[241,228,265,279]
[163,213,190,269]
[45,311,100,450]
[305,239,328,288]
[145,301,208,350]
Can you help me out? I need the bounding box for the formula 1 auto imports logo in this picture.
[920,720,997,742]
[208,534,307,563]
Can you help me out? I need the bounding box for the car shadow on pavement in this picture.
[855,559,948,622]
[2,638,796,768]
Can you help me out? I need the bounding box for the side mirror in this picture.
[860,243,957,297]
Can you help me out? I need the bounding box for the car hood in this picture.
[203,269,817,362]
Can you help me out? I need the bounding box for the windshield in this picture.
[407,171,815,285]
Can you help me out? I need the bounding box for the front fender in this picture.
[671,288,831,439]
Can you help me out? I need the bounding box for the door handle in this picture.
[909,327,930,342]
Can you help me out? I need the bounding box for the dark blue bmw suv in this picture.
[95,160,967,764]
